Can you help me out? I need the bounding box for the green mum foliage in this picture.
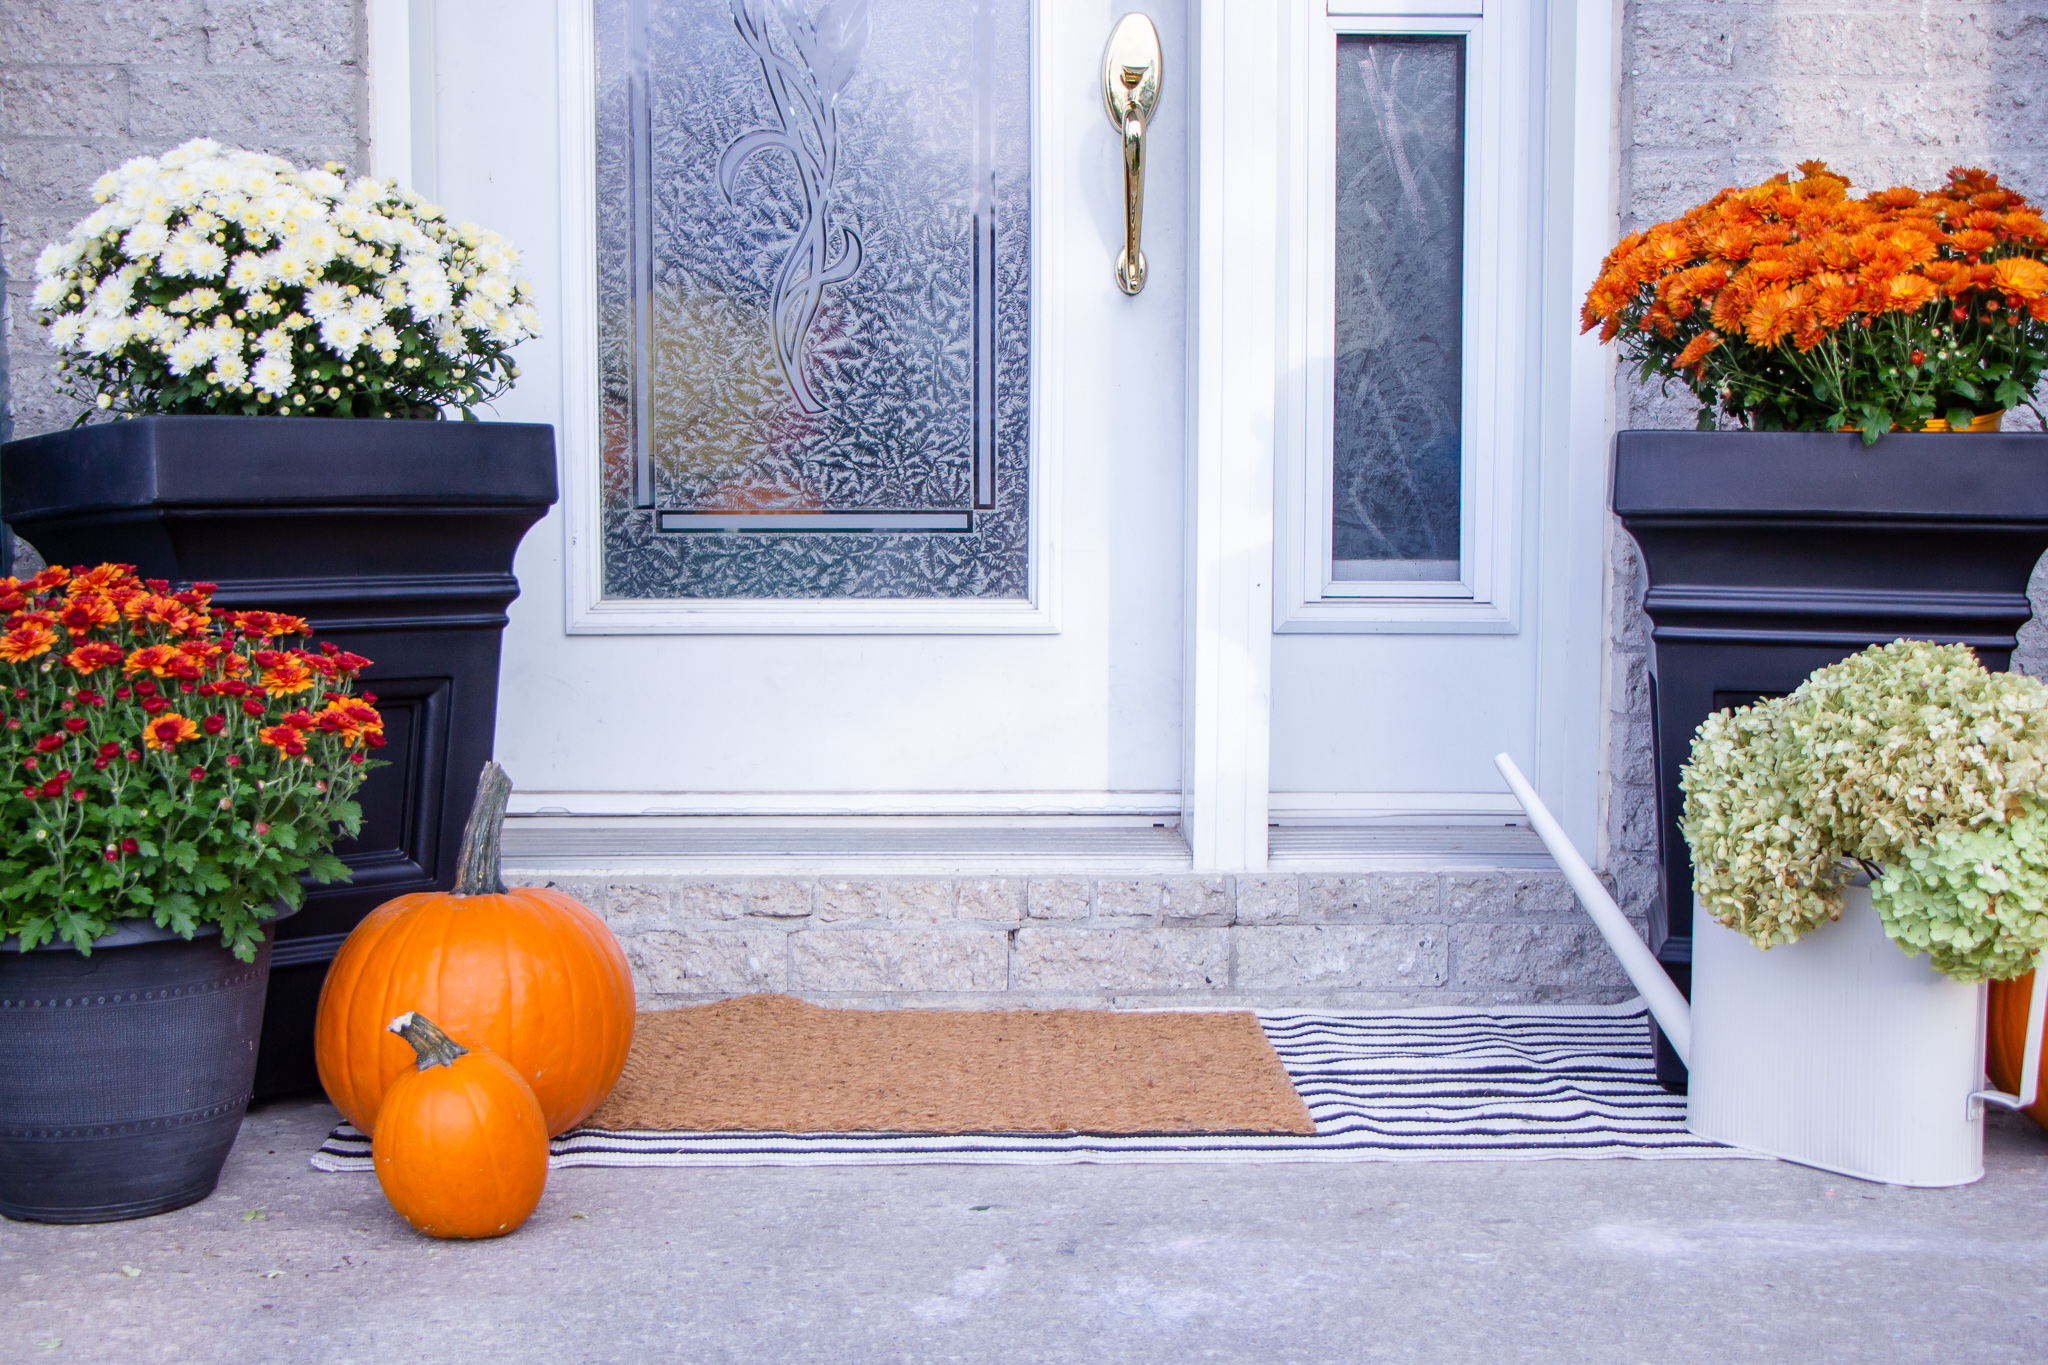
[1679,639,2048,981]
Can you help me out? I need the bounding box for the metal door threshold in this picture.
[1266,824,1555,870]
[501,822,1195,875]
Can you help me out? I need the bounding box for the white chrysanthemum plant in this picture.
[31,139,540,422]
[1680,640,2048,982]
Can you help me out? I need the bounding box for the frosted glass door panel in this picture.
[1331,35,1463,583]
[595,0,1030,599]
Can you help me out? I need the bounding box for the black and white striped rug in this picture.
[311,999,1754,1170]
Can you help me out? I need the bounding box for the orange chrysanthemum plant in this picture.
[1582,162,2048,441]
[0,564,383,959]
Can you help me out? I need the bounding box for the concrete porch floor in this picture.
[6,1100,2047,1365]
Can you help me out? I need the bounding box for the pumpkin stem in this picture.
[453,760,513,896]
[388,1011,469,1070]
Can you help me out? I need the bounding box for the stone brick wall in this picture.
[0,1,367,444]
[1607,1,2048,942]
[510,871,1638,1011]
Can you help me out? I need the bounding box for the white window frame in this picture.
[551,0,1061,635]
[1275,0,1534,634]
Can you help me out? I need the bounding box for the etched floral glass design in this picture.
[1331,35,1464,583]
[595,0,1031,600]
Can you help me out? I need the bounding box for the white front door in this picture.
[381,0,1616,868]
[410,0,1195,836]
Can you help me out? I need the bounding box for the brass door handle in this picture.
[1101,14,1161,296]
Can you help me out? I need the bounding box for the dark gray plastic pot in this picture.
[0,916,281,1223]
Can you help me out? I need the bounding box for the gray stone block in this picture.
[1094,878,1161,920]
[1372,873,1440,921]
[129,68,357,137]
[1010,928,1228,992]
[673,878,813,920]
[1300,877,1369,921]
[1299,876,1438,923]
[789,929,1009,993]
[628,928,786,996]
[1026,877,1091,921]
[817,879,977,923]
[1451,923,1634,993]
[1,2,207,64]
[0,69,128,138]
[1160,876,1232,926]
[1233,875,1300,925]
[1444,872,1579,922]
[1233,926,1447,991]
[954,877,1024,923]
[203,0,360,65]
[1629,7,1734,77]
[882,879,959,921]
[598,882,668,933]
[815,879,886,922]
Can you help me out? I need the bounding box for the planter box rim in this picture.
[2,415,558,522]
[1615,428,2048,521]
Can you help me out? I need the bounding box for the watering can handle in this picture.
[1969,961,2048,1117]
[1494,754,1693,1067]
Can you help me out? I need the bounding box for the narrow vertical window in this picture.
[1330,35,1464,584]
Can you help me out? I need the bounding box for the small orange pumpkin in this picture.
[315,763,635,1136]
[373,1012,549,1239]
[1988,970,2048,1129]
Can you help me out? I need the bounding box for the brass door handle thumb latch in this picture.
[1101,14,1162,296]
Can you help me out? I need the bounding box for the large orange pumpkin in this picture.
[315,763,635,1136]
[1988,970,2048,1129]
[373,1011,549,1239]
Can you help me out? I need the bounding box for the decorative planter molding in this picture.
[0,416,557,1098]
[1614,428,2048,1087]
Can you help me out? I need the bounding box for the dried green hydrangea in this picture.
[1679,639,2048,981]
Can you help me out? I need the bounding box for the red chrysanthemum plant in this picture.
[0,564,384,959]
[1582,162,2048,440]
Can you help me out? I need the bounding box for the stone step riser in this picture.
[507,870,1647,1011]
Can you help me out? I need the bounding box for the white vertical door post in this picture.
[1183,0,1281,871]
[1530,0,1621,858]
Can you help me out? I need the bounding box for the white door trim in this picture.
[1537,0,1622,862]
[1274,3,1533,634]
[549,0,1061,636]
[1182,0,1282,871]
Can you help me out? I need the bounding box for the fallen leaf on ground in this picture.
[119,1266,141,1278]
[241,1209,268,1222]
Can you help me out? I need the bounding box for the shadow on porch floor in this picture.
[6,1099,2045,1364]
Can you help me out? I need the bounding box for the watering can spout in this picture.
[1493,754,1693,1067]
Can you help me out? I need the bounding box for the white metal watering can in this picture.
[1494,753,2047,1187]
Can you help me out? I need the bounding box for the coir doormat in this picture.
[313,997,1759,1168]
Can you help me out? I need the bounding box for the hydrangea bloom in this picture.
[1680,640,2048,981]
[32,139,540,420]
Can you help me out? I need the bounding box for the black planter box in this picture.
[1,416,556,1097]
[1615,429,2048,1088]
